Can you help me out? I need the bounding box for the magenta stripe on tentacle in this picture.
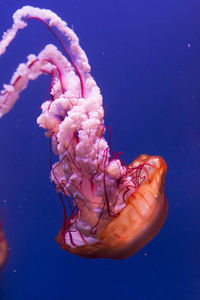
[24,16,85,98]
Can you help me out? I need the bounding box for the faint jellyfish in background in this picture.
[0,6,168,259]
[0,219,8,269]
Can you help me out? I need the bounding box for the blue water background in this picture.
[0,1,199,299]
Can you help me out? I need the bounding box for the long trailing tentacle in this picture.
[0,6,90,75]
[0,44,81,118]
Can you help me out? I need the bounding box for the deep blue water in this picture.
[0,1,199,299]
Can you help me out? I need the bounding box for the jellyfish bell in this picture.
[0,222,8,268]
[0,6,168,259]
[56,154,167,259]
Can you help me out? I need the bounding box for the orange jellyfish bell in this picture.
[0,6,168,259]
[57,154,167,259]
[0,223,8,268]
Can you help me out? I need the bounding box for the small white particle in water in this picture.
[187,43,191,48]
[144,253,148,256]
[13,269,16,273]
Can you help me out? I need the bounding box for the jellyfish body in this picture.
[0,6,168,259]
[57,154,167,259]
[0,223,8,268]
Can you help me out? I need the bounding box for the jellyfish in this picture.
[0,6,168,259]
[0,221,8,269]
